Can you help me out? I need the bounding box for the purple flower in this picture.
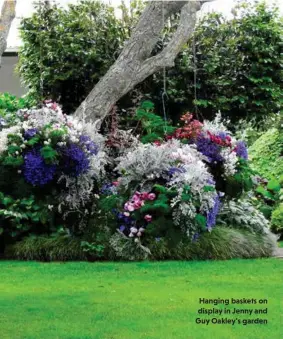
[61,143,90,177]
[235,141,248,160]
[101,183,116,195]
[79,135,98,155]
[196,136,223,163]
[168,166,186,176]
[206,195,220,231]
[24,128,38,139]
[217,132,228,140]
[23,150,56,186]
[119,225,126,232]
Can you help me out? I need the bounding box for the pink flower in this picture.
[124,202,135,212]
[141,192,149,200]
[133,201,142,209]
[127,203,135,212]
[112,181,119,186]
[133,194,141,202]
[124,212,130,217]
[148,193,156,201]
[144,214,152,222]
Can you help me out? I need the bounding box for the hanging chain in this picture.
[192,14,203,120]
[161,0,168,134]
[38,0,44,103]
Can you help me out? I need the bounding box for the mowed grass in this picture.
[1,259,283,339]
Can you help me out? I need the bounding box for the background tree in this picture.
[18,0,127,113]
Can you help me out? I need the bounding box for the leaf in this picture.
[40,146,58,164]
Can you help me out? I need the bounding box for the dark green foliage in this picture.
[134,101,175,143]
[18,0,128,113]
[188,2,283,122]
[40,145,58,164]
[146,2,283,124]
[224,159,255,198]
[0,192,53,242]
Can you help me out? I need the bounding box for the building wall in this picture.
[0,55,27,97]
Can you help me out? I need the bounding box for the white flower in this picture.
[221,149,238,177]
[130,227,138,234]
[0,126,21,154]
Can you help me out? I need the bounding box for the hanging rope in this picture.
[161,0,168,134]
[192,11,203,120]
[39,0,44,103]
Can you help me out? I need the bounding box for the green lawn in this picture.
[1,259,283,339]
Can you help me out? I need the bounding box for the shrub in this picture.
[147,2,283,124]
[271,204,283,234]
[18,0,128,113]
[249,127,283,180]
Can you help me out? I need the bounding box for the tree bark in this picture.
[74,0,212,123]
[0,0,16,65]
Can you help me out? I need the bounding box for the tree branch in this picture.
[0,0,16,65]
[74,1,212,123]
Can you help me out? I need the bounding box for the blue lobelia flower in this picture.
[206,195,221,231]
[23,149,56,186]
[235,141,248,160]
[24,128,38,139]
[61,143,90,177]
[196,136,223,163]
[79,135,99,155]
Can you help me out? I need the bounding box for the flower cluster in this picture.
[0,101,106,211]
[172,112,249,178]
[173,113,203,139]
[111,139,220,243]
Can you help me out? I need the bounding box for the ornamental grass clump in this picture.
[0,101,106,243]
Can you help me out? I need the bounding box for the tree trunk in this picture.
[74,0,211,123]
[0,0,16,65]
